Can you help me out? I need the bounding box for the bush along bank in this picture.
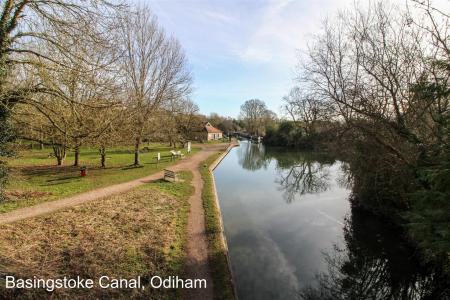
[263,120,339,150]
[337,128,450,280]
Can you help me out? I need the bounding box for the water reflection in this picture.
[215,141,450,299]
[275,160,330,203]
[237,142,268,171]
[237,141,338,203]
[215,141,350,299]
[299,207,450,299]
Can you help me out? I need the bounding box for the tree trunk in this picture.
[40,131,45,149]
[74,145,80,167]
[53,145,66,166]
[99,146,106,168]
[134,137,140,165]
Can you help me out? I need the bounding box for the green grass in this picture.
[200,152,236,300]
[2,144,199,213]
[149,171,193,274]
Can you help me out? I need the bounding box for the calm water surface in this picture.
[213,141,449,300]
[214,141,349,299]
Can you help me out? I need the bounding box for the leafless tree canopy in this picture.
[297,1,449,166]
[1,0,122,104]
[282,86,331,135]
[240,99,275,136]
[117,6,192,165]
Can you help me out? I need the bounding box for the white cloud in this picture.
[200,9,237,24]
[147,0,450,116]
[233,0,355,64]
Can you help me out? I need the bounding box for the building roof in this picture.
[204,122,223,133]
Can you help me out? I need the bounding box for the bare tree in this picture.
[167,98,199,147]
[95,107,128,168]
[282,87,328,136]
[299,1,449,166]
[118,6,192,165]
[240,99,270,136]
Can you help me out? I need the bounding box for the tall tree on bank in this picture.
[171,98,199,147]
[239,99,272,136]
[118,6,192,165]
[282,87,330,136]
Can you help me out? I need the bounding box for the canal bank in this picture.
[201,142,239,300]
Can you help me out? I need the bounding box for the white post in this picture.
[157,152,160,163]
[187,142,191,153]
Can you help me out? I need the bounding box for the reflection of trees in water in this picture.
[237,141,269,171]
[268,150,336,203]
[276,161,330,203]
[336,162,353,190]
[298,207,450,299]
[236,142,345,202]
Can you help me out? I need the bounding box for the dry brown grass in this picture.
[0,176,192,299]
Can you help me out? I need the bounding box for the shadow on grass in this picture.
[46,175,81,182]
[19,164,126,177]
[121,165,145,170]
[19,165,78,177]
[43,180,82,186]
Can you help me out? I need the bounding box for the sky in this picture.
[147,0,448,118]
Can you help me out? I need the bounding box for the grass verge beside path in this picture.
[0,171,193,299]
[151,171,193,274]
[200,152,235,300]
[1,146,199,213]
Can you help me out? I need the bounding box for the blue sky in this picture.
[148,0,448,118]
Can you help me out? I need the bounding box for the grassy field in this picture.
[2,145,199,213]
[200,153,235,300]
[0,171,193,299]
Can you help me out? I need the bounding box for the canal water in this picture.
[213,141,449,300]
